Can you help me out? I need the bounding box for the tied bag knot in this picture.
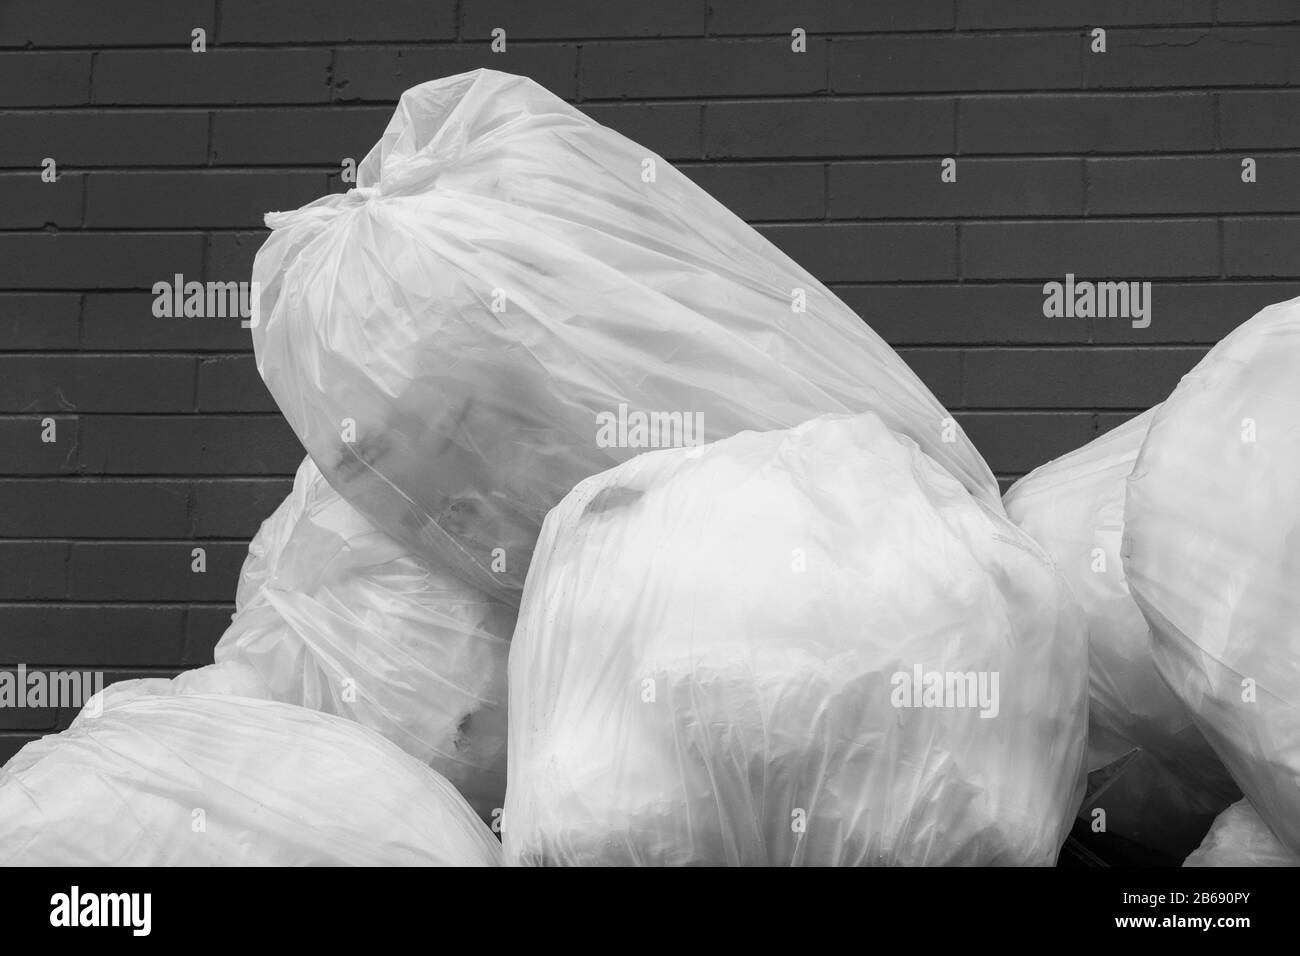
[264,184,383,231]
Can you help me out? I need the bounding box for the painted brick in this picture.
[0,417,79,476]
[583,103,703,160]
[0,53,93,107]
[682,162,825,220]
[196,355,279,412]
[1088,156,1300,214]
[0,110,210,167]
[956,1,1213,29]
[961,219,1220,279]
[1221,91,1300,149]
[0,234,205,291]
[77,416,303,476]
[959,93,1216,154]
[69,542,247,601]
[830,158,1085,218]
[332,46,578,102]
[93,50,333,106]
[1083,28,1300,89]
[464,0,704,38]
[0,172,84,228]
[710,0,954,34]
[191,478,292,538]
[583,39,826,99]
[0,1,215,47]
[0,542,69,600]
[83,293,253,352]
[707,98,954,158]
[0,606,185,666]
[1223,218,1300,277]
[211,107,391,165]
[836,284,1090,345]
[0,295,80,350]
[0,355,195,413]
[0,479,189,538]
[962,347,1206,407]
[761,223,957,282]
[221,1,456,43]
[833,34,1083,94]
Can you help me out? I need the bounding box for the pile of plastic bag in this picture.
[503,413,1087,866]
[998,294,1300,866]
[4,69,1020,869]
[1004,410,1238,862]
[1125,296,1300,858]
[16,69,1300,869]
[214,456,511,820]
[250,68,998,603]
[0,663,501,866]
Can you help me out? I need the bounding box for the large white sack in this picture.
[214,457,511,820]
[1125,296,1300,856]
[1184,799,1298,867]
[0,666,502,866]
[503,413,1087,866]
[1004,410,1237,860]
[251,68,998,604]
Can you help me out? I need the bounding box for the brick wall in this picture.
[2,1,1299,761]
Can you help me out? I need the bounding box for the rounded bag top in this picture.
[0,677,503,867]
[1124,294,1300,857]
[504,412,1085,866]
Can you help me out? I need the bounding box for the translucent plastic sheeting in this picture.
[1184,800,1298,867]
[1125,296,1300,856]
[503,413,1086,866]
[0,664,502,866]
[1004,410,1237,861]
[251,69,999,605]
[214,457,512,821]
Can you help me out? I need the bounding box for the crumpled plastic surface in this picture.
[251,68,998,604]
[1004,410,1237,861]
[214,457,512,820]
[1184,799,1298,867]
[0,664,502,866]
[503,413,1087,866]
[1125,296,1300,857]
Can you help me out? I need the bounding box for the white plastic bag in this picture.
[503,413,1086,866]
[0,667,502,866]
[1125,296,1300,856]
[1184,800,1298,867]
[214,457,511,820]
[87,660,274,708]
[1004,410,1237,860]
[251,69,999,603]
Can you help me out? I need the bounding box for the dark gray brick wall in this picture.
[2,1,1299,760]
